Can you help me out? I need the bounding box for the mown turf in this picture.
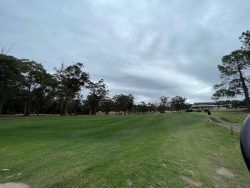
[212,111,248,125]
[0,113,250,187]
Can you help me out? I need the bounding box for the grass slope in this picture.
[0,113,249,187]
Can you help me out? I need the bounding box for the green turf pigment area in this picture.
[0,113,250,187]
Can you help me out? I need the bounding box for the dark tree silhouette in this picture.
[113,94,134,114]
[213,50,250,111]
[21,60,49,116]
[0,54,23,114]
[86,79,108,115]
[170,96,187,112]
[55,63,89,116]
[213,31,250,111]
[158,96,168,113]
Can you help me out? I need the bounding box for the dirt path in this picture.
[208,115,241,134]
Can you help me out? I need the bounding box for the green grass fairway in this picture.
[0,113,250,187]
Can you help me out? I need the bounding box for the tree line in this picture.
[0,52,190,116]
[213,30,250,112]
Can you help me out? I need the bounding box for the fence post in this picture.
[231,126,233,135]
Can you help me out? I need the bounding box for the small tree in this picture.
[86,79,108,115]
[138,101,148,113]
[113,94,134,114]
[158,96,168,113]
[100,97,114,115]
[20,60,49,116]
[32,73,55,116]
[170,96,187,112]
[148,103,157,112]
[55,63,89,115]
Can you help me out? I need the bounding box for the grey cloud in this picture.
[1,0,250,103]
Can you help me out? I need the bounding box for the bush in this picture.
[203,109,209,112]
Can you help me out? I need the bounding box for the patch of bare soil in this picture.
[127,179,133,187]
[212,167,235,188]
[0,183,29,188]
[180,176,202,187]
[216,167,234,178]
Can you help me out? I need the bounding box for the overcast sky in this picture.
[0,0,249,103]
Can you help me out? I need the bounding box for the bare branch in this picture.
[0,44,14,55]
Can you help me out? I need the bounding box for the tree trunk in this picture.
[36,100,41,116]
[23,100,28,115]
[241,82,250,111]
[238,66,250,111]
[24,88,31,116]
[63,99,68,116]
[0,99,3,115]
[60,100,63,116]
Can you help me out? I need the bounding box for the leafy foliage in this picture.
[213,31,250,111]
[170,96,188,112]
[1,54,195,115]
[113,94,134,114]
[158,96,168,113]
[86,79,109,115]
[55,63,89,115]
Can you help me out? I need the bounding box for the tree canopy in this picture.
[0,52,194,115]
[213,30,250,111]
[170,96,188,112]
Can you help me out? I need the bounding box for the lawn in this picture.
[212,111,248,125]
[0,113,250,187]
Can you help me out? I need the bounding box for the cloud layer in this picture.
[1,0,250,103]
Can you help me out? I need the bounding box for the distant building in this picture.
[191,102,231,110]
